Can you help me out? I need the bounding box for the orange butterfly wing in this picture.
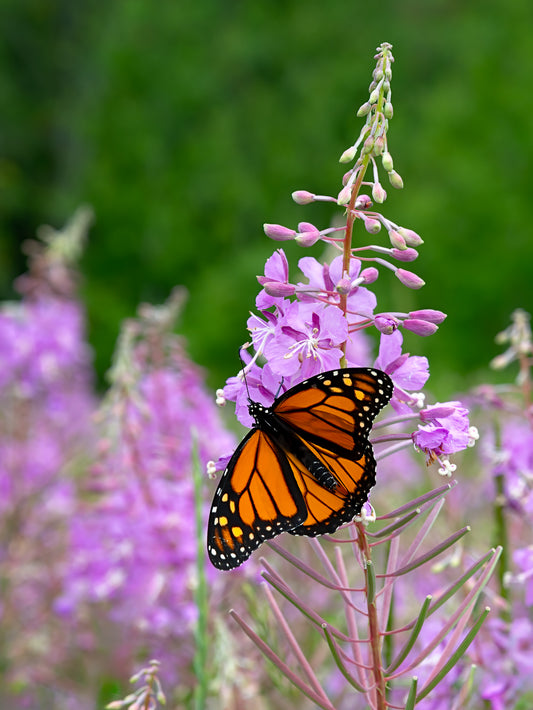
[286,438,376,536]
[207,368,393,570]
[207,428,307,570]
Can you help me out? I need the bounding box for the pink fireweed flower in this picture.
[264,301,348,379]
[297,255,377,320]
[256,249,292,309]
[413,401,472,465]
[246,309,279,359]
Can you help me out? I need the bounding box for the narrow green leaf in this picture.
[386,596,432,674]
[415,608,490,703]
[377,482,455,520]
[404,676,418,710]
[322,625,366,693]
[383,527,470,577]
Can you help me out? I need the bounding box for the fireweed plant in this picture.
[0,210,242,708]
[209,43,497,709]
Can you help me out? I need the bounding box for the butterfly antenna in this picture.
[274,377,285,399]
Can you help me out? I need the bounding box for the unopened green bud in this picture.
[357,101,371,117]
[337,185,352,205]
[381,151,394,172]
[369,88,380,104]
[362,136,374,154]
[388,170,404,189]
[384,102,394,119]
[372,182,387,203]
[339,146,357,163]
[372,136,385,156]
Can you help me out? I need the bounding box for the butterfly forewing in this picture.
[207,428,307,570]
[273,368,393,455]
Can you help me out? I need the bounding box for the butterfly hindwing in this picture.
[287,439,376,536]
[207,428,307,570]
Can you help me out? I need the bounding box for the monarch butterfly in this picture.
[207,367,393,570]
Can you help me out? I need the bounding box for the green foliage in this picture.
[2,0,532,392]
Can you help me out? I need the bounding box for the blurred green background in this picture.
[1,0,532,396]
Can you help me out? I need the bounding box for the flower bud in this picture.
[384,101,394,119]
[357,101,371,117]
[375,314,399,334]
[388,229,406,250]
[398,227,424,247]
[295,230,320,247]
[372,136,385,156]
[362,136,374,154]
[340,146,357,163]
[360,267,379,284]
[337,185,352,205]
[364,217,381,234]
[335,277,352,295]
[355,194,372,210]
[381,151,394,172]
[369,88,380,104]
[263,223,295,241]
[372,182,387,204]
[298,221,318,233]
[342,170,353,186]
[408,309,447,324]
[395,268,425,289]
[388,170,404,189]
[403,318,438,336]
[291,190,315,205]
[262,281,296,297]
[391,247,418,262]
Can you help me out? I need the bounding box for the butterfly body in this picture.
[208,368,393,570]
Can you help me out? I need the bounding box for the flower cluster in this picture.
[0,211,239,707]
[0,210,96,698]
[465,309,533,709]
[55,287,236,691]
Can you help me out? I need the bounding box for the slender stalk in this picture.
[492,418,511,620]
[356,521,387,710]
